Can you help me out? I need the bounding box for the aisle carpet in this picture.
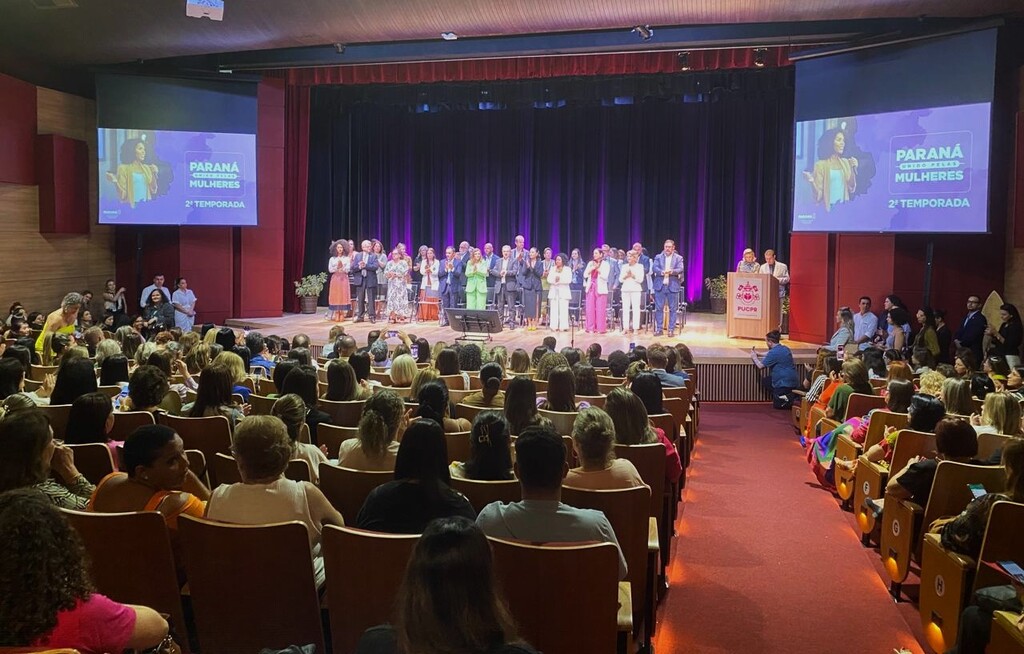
[652,404,926,654]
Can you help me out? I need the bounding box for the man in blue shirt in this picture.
[751,330,799,409]
[245,331,275,375]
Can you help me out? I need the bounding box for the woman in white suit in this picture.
[547,253,572,332]
[583,248,610,334]
[619,249,645,334]
[418,247,440,321]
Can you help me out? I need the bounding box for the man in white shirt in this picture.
[758,249,790,297]
[139,274,172,308]
[476,426,628,580]
[853,296,878,351]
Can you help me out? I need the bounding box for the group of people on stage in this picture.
[326,237,693,336]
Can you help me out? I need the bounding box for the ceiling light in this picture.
[677,51,691,71]
[632,25,653,41]
[333,43,345,54]
[441,32,458,41]
[753,48,767,68]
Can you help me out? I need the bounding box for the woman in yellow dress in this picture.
[105,139,159,208]
[35,292,82,355]
[464,248,489,310]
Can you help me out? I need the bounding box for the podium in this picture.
[726,273,781,339]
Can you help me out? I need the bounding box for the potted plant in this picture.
[704,275,727,314]
[294,272,327,315]
[780,295,790,335]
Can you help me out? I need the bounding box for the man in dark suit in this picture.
[651,239,685,337]
[491,245,522,328]
[350,239,380,323]
[954,294,987,362]
[439,246,464,327]
[482,243,499,290]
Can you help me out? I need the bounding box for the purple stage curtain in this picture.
[283,84,310,313]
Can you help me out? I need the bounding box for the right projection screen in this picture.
[791,29,997,234]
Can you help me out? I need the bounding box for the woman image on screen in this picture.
[327,239,352,322]
[803,124,859,212]
[105,136,159,208]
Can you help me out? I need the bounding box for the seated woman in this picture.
[324,358,371,401]
[571,362,600,397]
[537,366,589,412]
[355,516,539,654]
[911,346,937,375]
[0,489,170,653]
[462,362,506,408]
[886,417,980,506]
[630,372,665,418]
[337,390,404,471]
[121,365,171,414]
[508,348,531,375]
[941,377,975,416]
[1006,365,1024,399]
[184,363,247,429]
[0,399,94,509]
[883,361,914,388]
[826,359,875,420]
[984,355,1011,391]
[280,365,332,445]
[415,380,471,433]
[970,391,1022,436]
[388,354,417,389]
[271,393,329,484]
[49,357,99,406]
[450,411,514,481]
[65,392,118,464]
[604,387,682,486]
[504,376,553,436]
[607,350,629,378]
[214,351,253,402]
[917,370,945,398]
[565,407,645,490]
[824,307,856,352]
[862,349,887,380]
[89,424,210,529]
[147,350,193,402]
[356,419,476,533]
[534,351,569,382]
[435,347,470,390]
[861,393,947,467]
[970,373,996,402]
[205,416,343,586]
[954,349,977,379]
[806,354,841,405]
[807,379,914,490]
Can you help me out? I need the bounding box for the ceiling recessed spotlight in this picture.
[441,31,458,41]
[753,48,767,68]
[677,51,691,71]
[632,25,653,41]
[333,42,345,54]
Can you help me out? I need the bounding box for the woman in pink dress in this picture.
[327,239,351,322]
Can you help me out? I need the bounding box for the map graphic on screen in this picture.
[98,128,257,226]
[791,102,991,233]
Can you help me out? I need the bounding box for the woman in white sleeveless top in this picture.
[618,249,646,334]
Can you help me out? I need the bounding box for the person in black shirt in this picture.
[986,303,1023,367]
[886,417,980,506]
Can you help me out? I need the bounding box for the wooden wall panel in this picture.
[0,84,114,317]
[834,234,895,310]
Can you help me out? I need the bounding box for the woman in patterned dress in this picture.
[385,250,411,323]
[327,239,351,322]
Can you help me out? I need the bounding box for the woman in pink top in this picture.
[564,407,646,490]
[0,489,169,653]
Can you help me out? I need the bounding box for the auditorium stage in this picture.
[225,311,819,401]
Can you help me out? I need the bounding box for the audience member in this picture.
[565,407,645,490]
[970,391,1022,436]
[572,362,600,397]
[185,363,247,428]
[415,380,471,433]
[451,411,514,481]
[462,362,505,408]
[751,330,799,409]
[325,359,371,401]
[604,387,682,485]
[281,365,331,444]
[825,359,874,420]
[504,377,553,436]
[941,378,975,416]
[886,418,980,506]
[338,390,404,471]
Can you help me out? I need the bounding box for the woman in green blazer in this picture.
[464,248,489,310]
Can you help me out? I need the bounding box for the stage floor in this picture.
[225,311,818,364]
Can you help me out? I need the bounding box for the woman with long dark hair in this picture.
[986,302,1023,367]
[503,377,553,436]
[355,516,537,653]
[355,420,476,533]
[416,380,471,433]
[451,411,515,481]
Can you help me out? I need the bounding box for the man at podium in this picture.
[759,249,790,298]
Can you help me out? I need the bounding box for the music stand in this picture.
[444,309,504,343]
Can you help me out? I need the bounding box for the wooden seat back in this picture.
[881,461,1007,589]
[97,385,122,399]
[257,377,277,396]
[450,477,521,512]
[178,515,325,654]
[438,374,467,390]
[248,393,276,415]
[318,463,393,524]
[108,410,156,444]
[38,404,72,440]
[648,413,678,445]
[157,415,232,486]
[317,398,365,427]
[317,423,360,458]
[576,394,606,408]
[29,364,59,382]
[854,430,935,538]
[62,509,191,652]
[977,433,1014,462]
[613,443,666,520]
[490,538,619,654]
[445,431,472,464]
[454,402,488,422]
[66,443,115,484]
[185,449,209,489]
[447,388,475,404]
[835,411,908,502]
[322,525,419,654]
[844,392,885,421]
[560,485,651,631]
[538,408,578,436]
[531,378,548,392]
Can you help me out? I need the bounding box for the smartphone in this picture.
[968,483,987,499]
[629,342,636,352]
[387,330,398,339]
[998,561,1024,584]
[837,344,845,361]
[411,344,419,359]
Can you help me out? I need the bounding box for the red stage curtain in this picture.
[283,84,310,313]
[276,47,791,86]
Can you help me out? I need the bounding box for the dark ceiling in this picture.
[0,0,1021,90]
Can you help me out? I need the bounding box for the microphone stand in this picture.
[570,310,576,349]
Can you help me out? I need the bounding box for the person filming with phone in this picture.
[751,330,799,409]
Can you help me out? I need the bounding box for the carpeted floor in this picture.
[652,404,927,654]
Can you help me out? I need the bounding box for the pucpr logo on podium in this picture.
[733,280,762,319]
